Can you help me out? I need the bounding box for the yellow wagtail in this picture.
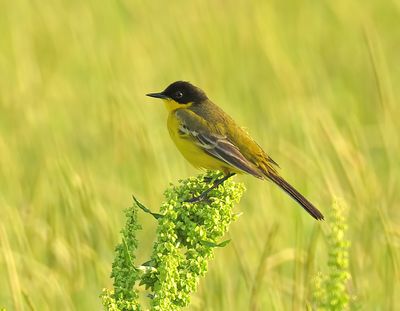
[146,81,324,220]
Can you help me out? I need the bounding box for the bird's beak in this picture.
[146,92,169,99]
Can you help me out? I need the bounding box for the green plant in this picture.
[101,199,142,310]
[312,200,353,310]
[101,171,245,310]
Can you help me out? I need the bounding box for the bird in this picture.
[146,81,324,220]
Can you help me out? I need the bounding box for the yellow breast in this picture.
[167,110,235,173]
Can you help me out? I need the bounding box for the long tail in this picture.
[268,174,324,220]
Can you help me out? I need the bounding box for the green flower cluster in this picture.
[101,171,245,311]
[101,203,142,310]
[313,199,352,311]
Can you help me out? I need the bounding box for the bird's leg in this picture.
[202,176,214,183]
[202,173,227,187]
[187,173,236,203]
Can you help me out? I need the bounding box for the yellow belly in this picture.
[167,112,240,174]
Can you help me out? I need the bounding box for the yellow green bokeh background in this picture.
[1,0,399,310]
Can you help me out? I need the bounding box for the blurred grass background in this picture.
[0,0,399,310]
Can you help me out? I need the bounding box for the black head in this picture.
[146,81,207,104]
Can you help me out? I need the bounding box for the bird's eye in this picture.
[175,91,183,99]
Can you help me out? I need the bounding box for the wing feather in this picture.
[175,110,264,178]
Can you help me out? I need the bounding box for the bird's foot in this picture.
[185,193,209,203]
[187,173,236,204]
[202,176,214,184]
[203,176,227,187]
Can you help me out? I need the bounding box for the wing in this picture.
[175,109,264,178]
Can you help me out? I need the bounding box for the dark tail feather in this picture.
[268,174,324,220]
